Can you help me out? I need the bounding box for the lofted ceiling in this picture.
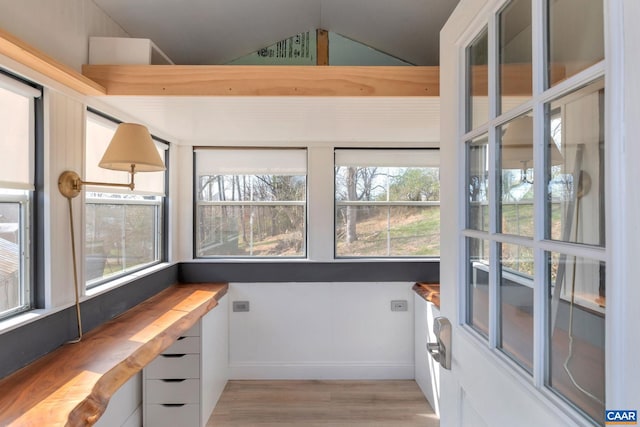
[87,0,458,144]
[92,0,460,66]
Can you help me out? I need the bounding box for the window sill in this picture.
[85,262,174,298]
[0,262,174,336]
[0,309,51,335]
[189,257,439,263]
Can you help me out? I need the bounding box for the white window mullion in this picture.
[531,0,547,390]
[306,147,335,262]
[487,11,500,349]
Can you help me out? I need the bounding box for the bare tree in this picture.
[346,167,358,243]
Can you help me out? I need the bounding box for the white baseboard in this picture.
[229,362,414,380]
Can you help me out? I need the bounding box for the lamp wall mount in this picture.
[58,166,137,199]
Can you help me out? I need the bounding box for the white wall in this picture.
[228,282,415,379]
[0,0,128,71]
[175,144,193,262]
[44,90,85,308]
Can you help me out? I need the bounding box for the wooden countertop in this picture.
[0,282,228,427]
[413,283,440,309]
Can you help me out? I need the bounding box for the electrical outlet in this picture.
[233,301,250,312]
[391,300,408,312]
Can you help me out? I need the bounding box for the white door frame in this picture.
[439,0,639,425]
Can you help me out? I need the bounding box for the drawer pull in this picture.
[161,403,186,408]
[161,354,186,358]
[177,336,186,341]
[161,379,186,383]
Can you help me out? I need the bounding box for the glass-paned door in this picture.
[460,0,606,424]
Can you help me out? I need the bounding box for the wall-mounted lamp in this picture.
[58,123,165,198]
[58,123,165,342]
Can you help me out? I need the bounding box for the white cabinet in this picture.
[89,37,174,65]
[414,293,441,417]
[143,295,228,427]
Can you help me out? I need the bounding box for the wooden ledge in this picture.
[0,28,106,96]
[0,282,228,427]
[413,283,440,309]
[82,64,439,96]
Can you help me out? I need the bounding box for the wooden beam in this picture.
[469,63,566,96]
[316,29,329,66]
[0,28,106,96]
[81,64,438,96]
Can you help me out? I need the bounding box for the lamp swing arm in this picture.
[78,164,137,191]
[58,165,137,199]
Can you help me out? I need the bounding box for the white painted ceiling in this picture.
[89,0,456,145]
[92,0,460,66]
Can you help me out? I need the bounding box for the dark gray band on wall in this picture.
[179,261,439,283]
[0,261,439,379]
[0,264,178,379]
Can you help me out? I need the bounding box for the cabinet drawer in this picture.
[146,403,199,427]
[163,336,200,355]
[146,354,200,379]
[146,378,200,404]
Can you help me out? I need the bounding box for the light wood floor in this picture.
[207,380,439,426]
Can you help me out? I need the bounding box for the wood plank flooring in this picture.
[207,380,439,426]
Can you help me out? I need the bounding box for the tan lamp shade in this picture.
[99,123,166,172]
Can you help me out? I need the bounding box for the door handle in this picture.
[427,316,452,370]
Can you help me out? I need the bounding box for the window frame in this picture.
[193,148,308,259]
[333,148,441,259]
[0,69,42,320]
[0,192,31,319]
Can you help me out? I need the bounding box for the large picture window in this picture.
[0,72,40,319]
[84,112,167,287]
[334,149,440,258]
[195,148,307,258]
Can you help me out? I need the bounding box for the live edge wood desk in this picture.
[413,283,440,309]
[0,282,228,427]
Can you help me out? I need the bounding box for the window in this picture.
[334,149,440,258]
[466,237,489,337]
[195,148,307,258]
[499,0,532,113]
[499,113,534,237]
[545,79,605,421]
[84,112,167,287]
[467,28,489,131]
[0,72,40,319]
[463,0,605,424]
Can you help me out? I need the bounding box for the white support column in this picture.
[175,144,194,261]
[307,145,335,261]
